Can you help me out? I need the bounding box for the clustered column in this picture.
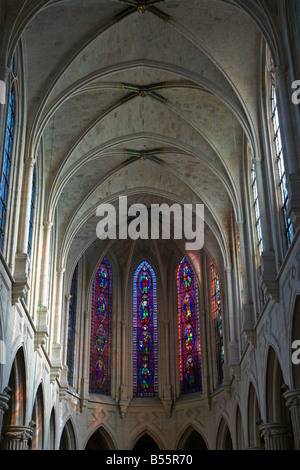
[284,389,300,450]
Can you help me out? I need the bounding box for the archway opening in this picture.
[85,427,115,450]
[181,430,208,450]
[133,434,160,452]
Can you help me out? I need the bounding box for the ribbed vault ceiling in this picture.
[17,0,265,274]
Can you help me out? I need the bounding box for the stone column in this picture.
[17,157,36,255]
[2,425,35,450]
[237,220,256,342]
[259,422,292,450]
[225,265,239,367]
[284,389,300,450]
[39,221,53,308]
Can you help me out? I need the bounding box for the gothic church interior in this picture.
[0,0,300,451]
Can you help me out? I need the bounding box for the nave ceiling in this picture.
[2,0,279,276]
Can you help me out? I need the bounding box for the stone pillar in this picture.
[284,389,300,450]
[39,221,53,308]
[237,220,256,341]
[2,425,35,450]
[225,265,239,367]
[259,422,292,450]
[18,157,36,255]
[53,267,65,345]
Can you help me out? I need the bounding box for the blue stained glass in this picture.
[271,78,294,247]
[27,166,36,257]
[89,257,112,395]
[67,264,78,387]
[133,261,158,397]
[211,261,224,385]
[177,257,202,394]
[0,84,15,251]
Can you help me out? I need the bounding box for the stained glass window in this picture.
[27,165,36,258]
[251,163,263,256]
[177,257,202,394]
[0,84,15,251]
[210,261,224,385]
[67,264,78,387]
[133,261,158,397]
[271,77,294,247]
[89,257,112,395]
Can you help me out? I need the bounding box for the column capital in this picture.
[283,388,300,410]
[3,424,35,450]
[24,156,37,168]
[0,390,11,414]
[57,267,65,276]
[258,421,290,437]
[43,221,53,231]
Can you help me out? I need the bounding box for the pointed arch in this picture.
[89,257,113,396]
[31,383,45,450]
[265,347,290,423]
[247,382,262,449]
[236,405,244,450]
[133,260,158,397]
[176,257,201,394]
[48,407,56,450]
[130,429,162,452]
[59,419,76,450]
[3,347,27,427]
[85,426,116,450]
[216,417,233,450]
[177,426,208,450]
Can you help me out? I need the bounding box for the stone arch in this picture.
[247,382,263,449]
[216,417,233,450]
[265,347,289,423]
[48,407,56,450]
[85,425,116,450]
[59,419,77,450]
[31,383,45,450]
[176,425,208,450]
[4,347,27,427]
[262,347,294,449]
[236,405,244,450]
[131,431,161,452]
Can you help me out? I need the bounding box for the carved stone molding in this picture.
[2,424,35,450]
[12,253,30,305]
[258,422,292,450]
[34,306,49,350]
